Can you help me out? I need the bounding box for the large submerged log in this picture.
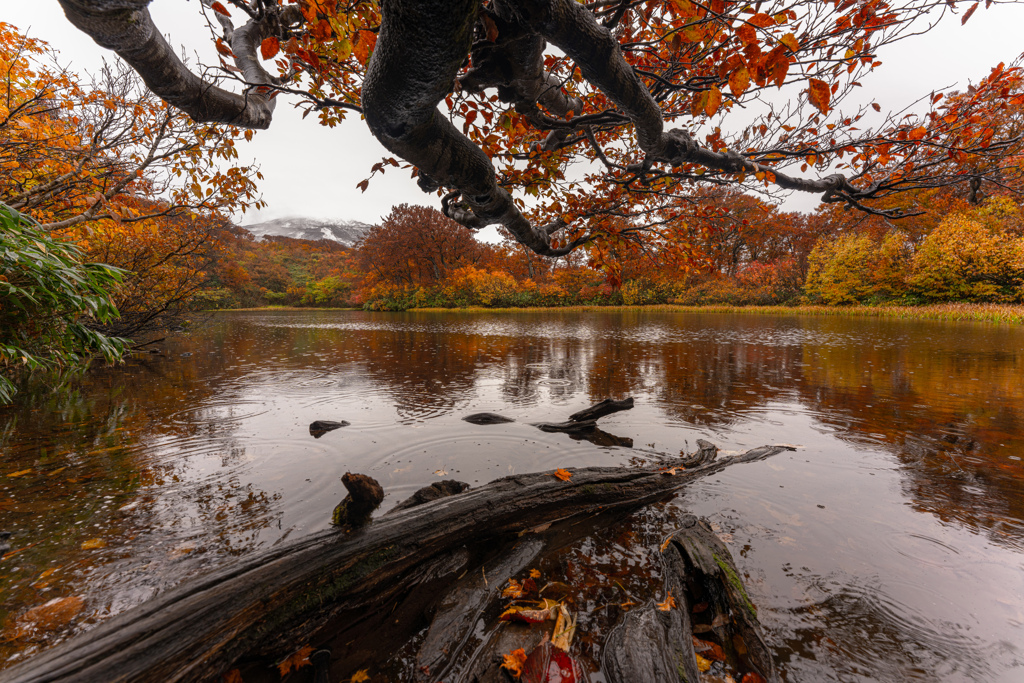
[2,439,788,683]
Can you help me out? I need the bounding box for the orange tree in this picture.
[56,1,1024,267]
[1,22,265,336]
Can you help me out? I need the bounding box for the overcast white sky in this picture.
[5,0,1024,227]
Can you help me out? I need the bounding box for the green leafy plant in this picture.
[0,204,129,404]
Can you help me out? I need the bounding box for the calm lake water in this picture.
[2,309,1024,681]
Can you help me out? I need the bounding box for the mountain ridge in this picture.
[241,216,372,246]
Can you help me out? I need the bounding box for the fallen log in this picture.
[1,444,788,683]
[604,515,779,683]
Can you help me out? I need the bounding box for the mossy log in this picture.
[604,515,779,683]
[2,445,788,683]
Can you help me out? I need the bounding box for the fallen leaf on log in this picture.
[551,605,576,651]
[350,670,371,683]
[502,647,528,678]
[656,591,676,611]
[553,468,572,481]
[7,469,32,478]
[529,568,541,579]
[503,578,526,599]
[696,653,713,672]
[500,604,557,624]
[81,538,106,550]
[220,669,243,683]
[522,640,584,683]
[659,536,672,552]
[693,636,727,662]
[277,644,314,676]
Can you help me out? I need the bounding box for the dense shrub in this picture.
[0,205,128,403]
[910,200,1024,302]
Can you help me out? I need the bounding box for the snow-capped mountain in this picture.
[242,217,372,246]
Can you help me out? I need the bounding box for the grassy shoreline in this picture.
[211,303,1024,323]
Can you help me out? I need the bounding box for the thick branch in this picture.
[57,0,278,128]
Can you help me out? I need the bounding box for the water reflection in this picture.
[1,309,1023,680]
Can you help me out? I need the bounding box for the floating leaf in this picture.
[81,538,107,550]
[433,468,448,476]
[18,596,84,633]
[553,468,572,481]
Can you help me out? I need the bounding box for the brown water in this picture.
[2,309,1024,681]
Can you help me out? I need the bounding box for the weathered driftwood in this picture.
[604,515,779,683]
[1,444,787,683]
[533,418,599,434]
[568,397,635,422]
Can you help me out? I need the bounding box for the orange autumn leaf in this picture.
[728,66,750,96]
[502,647,528,678]
[807,78,831,115]
[656,591,677,611]
[660,536,673,552]
[553,468,572,481]
[210,2,230,16]
[529,568,541,579]
[502,578,526,599]
[350,671,371,683]
[705,85,723,116]
[278,644,315,676]
[261,37,280,60]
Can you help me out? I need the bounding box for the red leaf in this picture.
[522,641,584,683]
[261,37,279,60]
[961,2,979,24]
[357,179,370,192]
[210,2,230,16]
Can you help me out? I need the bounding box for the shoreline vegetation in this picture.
[213,302,1024,324]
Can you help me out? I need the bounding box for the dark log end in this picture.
[332,473,384,527]
[310,420,350,438]
[569,397,635,422]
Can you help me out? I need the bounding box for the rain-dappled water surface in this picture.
[2,309,1024,681]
